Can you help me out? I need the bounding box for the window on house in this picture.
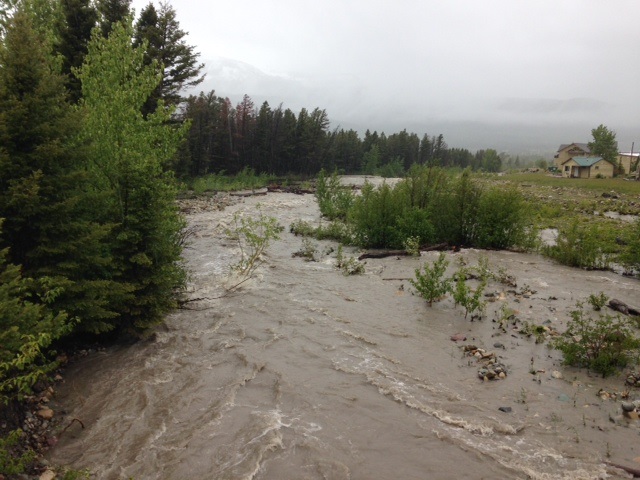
[564,166,569,171]
[595,166,599,170]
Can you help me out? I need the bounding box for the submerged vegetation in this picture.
[314,167,534,251]
[552,297,640,377]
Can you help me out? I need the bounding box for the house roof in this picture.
[561,156,607,167]
[557,142,591,153]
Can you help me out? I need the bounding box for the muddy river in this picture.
[48,187,640,479]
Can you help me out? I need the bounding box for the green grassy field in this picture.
[502,172,640,196]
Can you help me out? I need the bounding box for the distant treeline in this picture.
[175,92,506,178]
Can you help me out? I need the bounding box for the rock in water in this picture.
[37,408,54,420]
[621,402,636,413]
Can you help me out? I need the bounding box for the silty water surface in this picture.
[49,191,640,479]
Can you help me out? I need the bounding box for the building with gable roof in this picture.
[561,156,614,178]
[553,143,591,170]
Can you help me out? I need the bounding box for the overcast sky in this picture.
[131,0,640,153]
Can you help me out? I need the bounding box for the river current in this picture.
[48,189,640,479]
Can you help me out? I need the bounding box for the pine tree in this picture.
[0,10,130,335]
[134,1,204,116]
[55,0,98,102]
[96,0,130,37]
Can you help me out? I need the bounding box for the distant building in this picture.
[561,156,614,178]
[616,152,640,175]
[555,142,638,177]
[554,143,590,170]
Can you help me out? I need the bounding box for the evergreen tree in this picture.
[177,90,221,177]
[77,18,188,334]
[55,0,98,102]
[96,0,130,37]
[0,10,130,333]
[134,1,204,116]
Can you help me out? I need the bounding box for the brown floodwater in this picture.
[48,188,640,479]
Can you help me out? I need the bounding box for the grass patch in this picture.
[502,172,640,196]
[189,168,276,194]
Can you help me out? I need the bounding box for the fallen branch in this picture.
[59,418,84,438]
[230,188,268,197]
[608,299,640,316]
[358,250,410,260]
[178,277,254,310]
[358,243,449,260]
[606,461,640,477]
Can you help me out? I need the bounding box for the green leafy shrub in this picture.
[0,429,35,476]
[552,300,640,377]
[226,210,283,278]
[0,244,71,403]
[403,236,421,256]
[395,207,435,248]
[377,157,405,178]
[543,219,613,269]
[452,266,487,319]
[427,170,481,245]
[619,218,640,274]
[410,252,452,306]
[289,219,354,244]
[588,291,609,311]
[350,182,402,248]
[292,238,318,261]
[471,186,531,249]
[191,167,274,194]
[315,169,354,220]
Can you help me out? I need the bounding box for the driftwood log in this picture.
[606,461,640,477]
[358,243,449,260]
[230,188,268,197]
[608,299,640,316]
[267,185,314,195]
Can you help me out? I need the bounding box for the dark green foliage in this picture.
[134,1,204,116]
[432,169,482,245]
[470,186,531,249]
[314,167,530,251]
[377,157,405,178]
[96,0,131,37]
[0,11,128,333]
[349,182,407,248]
[552,300,639,377]
[54,0,98,102]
